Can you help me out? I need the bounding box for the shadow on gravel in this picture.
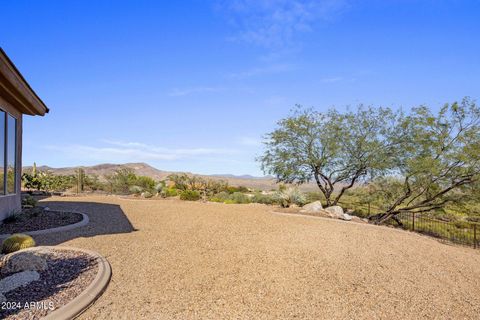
[32,201,137,246]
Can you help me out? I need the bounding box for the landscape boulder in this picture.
[0,270,40,294]
[350,216,369,224]
[300,201,323,213]
[0,251,48,275]
[325,206,345,219]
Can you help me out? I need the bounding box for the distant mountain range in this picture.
[22,162,320,191]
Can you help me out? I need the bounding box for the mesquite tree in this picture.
[259,106,398,206]
[370,98,480,224]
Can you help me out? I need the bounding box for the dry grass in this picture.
[33,196,480,319]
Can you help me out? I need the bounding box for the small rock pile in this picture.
[0,249,49,302]
[300,201,366,222]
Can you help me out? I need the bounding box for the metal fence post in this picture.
[412,212,415,231]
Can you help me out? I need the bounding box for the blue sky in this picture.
[2,0,479,176]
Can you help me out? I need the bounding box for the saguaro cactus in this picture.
[77,168,85,193]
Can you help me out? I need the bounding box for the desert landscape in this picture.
[31,195,480,319]
[22,162,319,192]
[2,1,480,319]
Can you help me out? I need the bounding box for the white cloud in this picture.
[217,0,349,48]
[43,140,239,163]
[168,86,225,97]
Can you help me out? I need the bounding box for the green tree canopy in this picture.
[259,105,399,206]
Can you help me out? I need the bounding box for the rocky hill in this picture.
[22,163,321,191]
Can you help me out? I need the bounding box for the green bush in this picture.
[466,216,480,223]
[162,187,178,197]
[136,176,156,191]
[180,190,201,201]
[275,187,306,208]
[154,181,166,194]
[226,186,249,194]
[142,191,153,198]
[228,192,251,204]
[129,185,143,195]
[209,191,230,203]
[22,195,37,208]
[251,192,278,205]
[2,234,36,254]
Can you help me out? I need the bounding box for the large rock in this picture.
[0,270,40,294]
[325,206,345,219]
[341,213,353,221]
[300,201,323,213]
[1,251,48,275]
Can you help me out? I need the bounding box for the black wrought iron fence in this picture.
[392,212,479,249]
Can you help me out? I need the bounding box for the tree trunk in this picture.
[369,212,394,224]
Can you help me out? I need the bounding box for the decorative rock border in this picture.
[41,246,112,320]
[0,212,89,240]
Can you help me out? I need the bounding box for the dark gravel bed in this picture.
[0,208,83,234]
[0,249,99,319]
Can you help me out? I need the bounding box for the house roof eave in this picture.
[0,48,49,116]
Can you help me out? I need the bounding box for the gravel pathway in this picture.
[33,196,480,319]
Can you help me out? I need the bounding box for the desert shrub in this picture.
[226,186,249,194]
[129,185,143,195]
[305,192,324,203]
[142,191,153,198]
[251,192,278,205]
[22,195,37,208]
[136,176,156,191]
[168,173,191,191]
[205,180,229,195]
[227,192,251,204]
[466,216,480,223]
[180,190,201,201]
[83,174,103,191]
[209,191,230,203]
[22,171,76,192]
[2,234,36,254]
[22,172,42,190]
[105,168,138,194]
[162,187,178,197]
[154,181,166,194]
[168,173,229,196]
[276,187,306,208]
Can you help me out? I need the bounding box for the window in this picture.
[7,115,16,194]
[0,110,4,195]
[0,110,17,195]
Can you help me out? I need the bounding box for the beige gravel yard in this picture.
[34,196,480,320]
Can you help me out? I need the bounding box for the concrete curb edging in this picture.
[41,246,112,320]
[0,211,89,240]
